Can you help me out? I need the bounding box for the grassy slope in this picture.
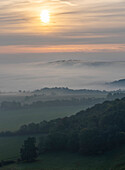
[1,145,125,170]
[0,106,85,131]
[0,136,125,170]
[0,135,41,160]
[0,136,27,160]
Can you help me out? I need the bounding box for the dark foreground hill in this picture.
[16,97,125,134]
[1,97,125,156]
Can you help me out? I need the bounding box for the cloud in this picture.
[52,0,77,6]
[0,0,125,48]
[0,44,125,54]
[30,60,125,71]
[0,58,125,91]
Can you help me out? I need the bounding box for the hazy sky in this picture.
[1,0,125,53]
[0,0,125,91]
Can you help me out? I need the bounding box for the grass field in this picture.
[0,136,33,160]
[0,136,125,170]
[0,105,85,131]
[1,146,125,170]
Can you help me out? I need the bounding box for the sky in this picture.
[0,0,125,91]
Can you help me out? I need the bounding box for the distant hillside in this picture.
[107,79,125,87]
[0,87,108,104]
[47,60,125,68]
[34,87,107,95]
[16,97,125,135]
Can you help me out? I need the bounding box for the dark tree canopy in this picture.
[2,97,125,156]
[20,137,38,162]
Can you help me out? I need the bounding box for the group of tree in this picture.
[34,87,107,95]
[107,92,125,100]
[20,137,38,162]
[1,97,125,158]
[37,127,125,156]
[17,97,125,159]
[0,98,105,110]
[1,91,125,111]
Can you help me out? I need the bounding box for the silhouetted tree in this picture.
[20,137,38,162]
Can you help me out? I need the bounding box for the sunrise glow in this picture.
[40,10,50,24]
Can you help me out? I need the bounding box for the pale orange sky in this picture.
[0,0,125,54]
[0,44,125,54]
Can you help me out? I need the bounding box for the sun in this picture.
[40,10,50,24]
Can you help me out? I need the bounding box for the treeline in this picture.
[34,87,107,95]
[38,128,125,155]
[0,98,105,110]
[35,97,125,155]
[1,98,125,155]
[107,92,125,100]
[1,92,125,111]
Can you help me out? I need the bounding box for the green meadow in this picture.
[0,136,28,160]
[1,145,125,170]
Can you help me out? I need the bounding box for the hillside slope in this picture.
[16,97,125,135]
